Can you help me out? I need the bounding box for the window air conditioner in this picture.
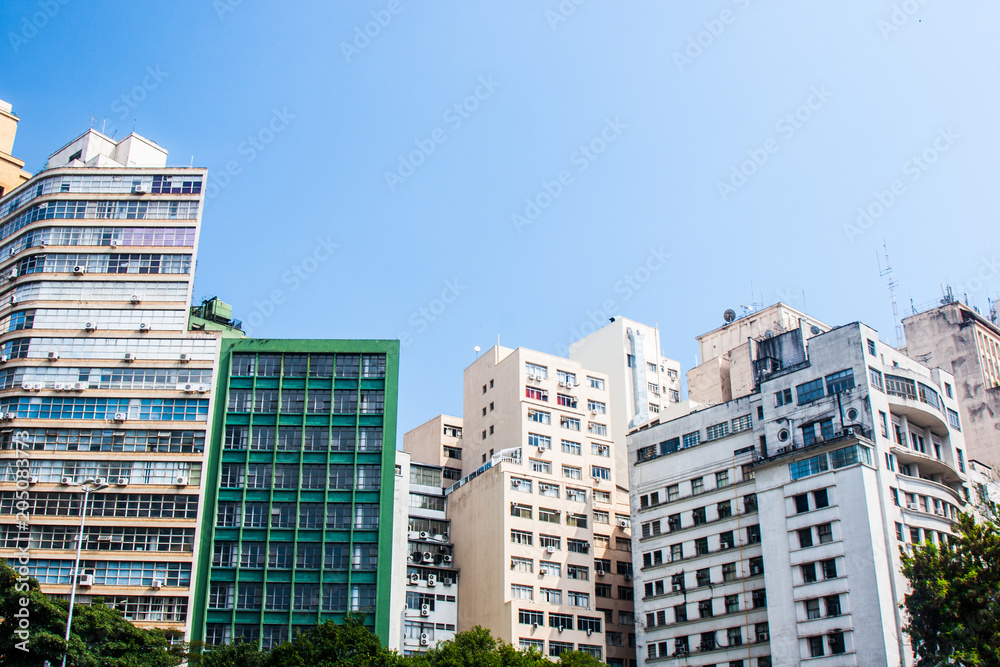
[134,183,149,194]
[179,353,190,362]
[151,579,162,590]
[78,574,94,587]
[139,323,150,332]
[419,634,429,646]
[124,353,136,362]
[116,477,128,485]
[113,413,127,422]
[408,573,419,585]
[443,577,453,586]
[72,266,85,275]
[61,476,73,485]
[419,531,429,540]
[94,477,106,486]
[85,322,97,331]
[546,546,556,554]
[130,294,141,304]
[420,604,430,617]
[47,351,59,361]
[174,476,188,486]
[73,382,86,391]
[442,555,453,564]
[27,476,37,485]
[427,574,437,587]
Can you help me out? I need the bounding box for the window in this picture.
[716,470,730,488]
[829,631,846,655]
[748,557,764,576]
[802,562,817,583]
[727,627,743,647]
[591,466,610,480]
[830,444,872,469]
[528,433,551,450]
[949,408,962,431]
[744,494,758,513]
[511,477,532,493]
[511,503,532,519]
[594,510,609,524]
[561,439,581,455]
[528,410,550,425]
[674,603,688,622]
[530,459,551,474]
[722,562,736,582]
[587,422,607,436]
[561,416,581,431]
[870,367,884,391]
[732,414,752,433]
[588,399,607,414]
[817,523,833,544]
[557,393,577,408]
[538,507,560,523]
[595,583,612,598]
[720,531,735,550]
[566,487,586,502]
[795,494,810,514]
[806,598,821,619]
[789,454,828,480]
[798,528,813,548]
[725,594,740,614]
[867,338,876,355]
[588,376,604,390]
[825,368,855,394]
[541,483,560,498]
[718,500,732,519]
[825,594,842,617]
[568,591,590,607]
[568,538,589,554]
[562,465,582,480]
[691,477,704,495]
[510,530,532,545]
[775,387,793,406]
[511,584,533,600]
[525,362,548,379]
[667,484,679,501]
[706,422,729,441]
[809,635,825,657]
[540,534,560,550]
[526,386,548,401]
[683,431,700,448]
[695,537,709,556]
[821,558,837,579]
[592,442,610,457]
[692,507,707,525]
[519,609,544,625]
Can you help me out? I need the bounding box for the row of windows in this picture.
[526,434,611,458]
[0,397,209,421]
[510,477,592,501]
[640,495,758,538]
[16,253,191,276]
[0,524,194,552]
[14,558,190,586]
[646,590,766,629]
[636,416,752,463]
[2,308,188,333]
[231,353,386,379]
[788,444,872,480]
[4,336,218,361]
[510,503,589,527]
[646,633,774,662]
[642,525,760,566]
[0,199,200,245]
[524,409,608,436]
[206,582,376,613]
[216,502,380,530]
[645,558,765,597]
[227,389,383,415]
[223,425,382,452]
[219,463,381,491]
[77,594,189,623]
[2,459,200,486]
[0,174,202,219]
[516,608,605,633]
[211,542,377,571]
[0,491,198,518]
[0,366,212,391]
[0,428,205,453]
[6,279,189,304]
[524,457,612,481]
[639,469,751,510]
[0,226,195,259]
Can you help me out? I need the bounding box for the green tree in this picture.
[0,561,182,666]
[413,626,603,667]
[556,650,607,667]
[264,615,400,667]
[196,639,266,667]
[901,513,1000,666]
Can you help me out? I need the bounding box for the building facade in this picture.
[902,301,1000,465]
[190,339,403,650]
[628,320,969,667]
[0,128,216,635]
[403,414,464,483]
[447,346,636,665]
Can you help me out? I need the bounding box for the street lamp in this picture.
[61,477,109,667]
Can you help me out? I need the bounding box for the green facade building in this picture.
[191,338,400,650]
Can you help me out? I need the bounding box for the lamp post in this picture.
[61,477,108,667]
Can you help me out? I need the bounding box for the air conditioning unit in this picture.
[78,574,94,587]
[419,530,429,540]
[420,604,430,617]
[53,383,65,391]
[559,380,566,387]
[619,519,630,528]
[442,555,453,564]
[757,631,769,642]
[2,413,15,421]
[47,351,59,361]
[586,629,593,637]
[443,577,453,586]
[174,476,188,486]
[21,382,31,390]
[72,266,85,275]
[113,412,126,422]
[672,583,683,592]
[183,383,195,393]
[179,353,190,362]
[419,634,429,646]
[94,477,106,486]
[73,382,86,391]
[557,626,564,633]
[427,574,437,587]
[1,355,8,363]
[537,446,545,455]
[546,546,556,554]
[625,574,632,581]
[596,569,605,577]
[197,384,209,393]
[139,323,150,332]
[61,476,73,485]
[907,502,919,510]
[10,296,17,305]
[539,567,548,576]
[6,268,16,281]
[935,509,946,517]
[130,294,141,304]
[590,409,597,415]
[116,477,128,485]
[133,182,150,194]
[720,543,732,550]
[109,239,119,248]
[532,622,539,630]
[124,353,136,362]
[408,573,419,585]
[85,322,97,331]
[151,579,162,590]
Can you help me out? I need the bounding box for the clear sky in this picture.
[2,1,998,436]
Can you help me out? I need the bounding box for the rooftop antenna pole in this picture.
[877,240,903,347]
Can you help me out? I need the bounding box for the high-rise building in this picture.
[190,339,404,650]
[628,318,969,666]
[0,127,216,635]
[0,99,31,196]
[403,414,464,483]
[569,316,682,480]
[447,346,636,665]
[902,300,1000,464]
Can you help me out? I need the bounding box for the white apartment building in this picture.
[446,346,636,665]
[0,128,223,636]
[628,318,969,667]
[397,457,459,654]
[569,316,682,480]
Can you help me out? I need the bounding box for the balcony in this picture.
[752,425,871,468]
[891,445,964,486]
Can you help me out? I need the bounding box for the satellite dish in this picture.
[474,346,481,353]
[764,330,774,338]
[723,309,736,324]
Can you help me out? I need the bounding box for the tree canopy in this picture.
[901,513,1000,666]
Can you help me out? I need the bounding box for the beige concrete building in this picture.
[403,414,464,484]
[687,303,831,406]
[902,301,1000,466]
[446,346,636,665]
[0,100,32,196]
[569,317,682,481]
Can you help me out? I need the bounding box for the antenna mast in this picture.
[877,240,903,347]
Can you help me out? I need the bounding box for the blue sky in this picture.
[2,0,998,436]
